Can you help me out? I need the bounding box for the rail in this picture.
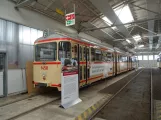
[151,68,153,120]
[89,69,144,120]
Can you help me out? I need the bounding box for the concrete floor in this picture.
[95,69,150,120]
[0,71,134,120]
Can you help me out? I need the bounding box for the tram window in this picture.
[95,49,102,61]
[119,55,122,62]
[117,55,119,62]
[122,56,127,62]
[102,52,107,61]
[91,48,95,61]
[132,57,136,62]
[59,42,71,60]
[87,69,90,78]
[74,45,78,60]
[107,52,112,61]
[84,66,86,79]
[87,48,90,61]
[80,66,82,80]
[35,42,57,61]
[112,54,114,62]
[83,47,86,61]
[80,46,82,61]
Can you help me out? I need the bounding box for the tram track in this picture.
[6,97,60,120]
[0,92,61,120]
[88,68,152,120]
[0,94,38,108]
[151,69,153,120]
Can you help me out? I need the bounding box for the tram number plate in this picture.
[41,66,48,70]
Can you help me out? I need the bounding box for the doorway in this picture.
[0,52,7,97]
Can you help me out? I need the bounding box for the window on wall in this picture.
[19,25,43,45]
[135,56,138,60]
[138,55,142,60]
[0,19,43,68]
[0,20,18,66]
[149,55,153,60]
[143,55,148,60]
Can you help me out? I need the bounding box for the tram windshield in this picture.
[35,42,57,61]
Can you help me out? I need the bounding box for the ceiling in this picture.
[11,0,161,54]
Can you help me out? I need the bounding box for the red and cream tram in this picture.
[33,32,133,91]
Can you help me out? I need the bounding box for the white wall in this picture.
[138,60,157,68]
[0,0,112,48]
[8,69,27,95]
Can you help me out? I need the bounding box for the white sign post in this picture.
[61,58,82,109]
[65,12,75,26]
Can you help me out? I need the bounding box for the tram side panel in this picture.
[116,53,128,74]
[86,48,115,85]
[157,58,161,68]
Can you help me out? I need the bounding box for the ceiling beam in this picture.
[145,0,159,50]
[15,0,35,8]
[44,0,57,11]
[89,0,136,43]
[82,17,161,32]
[130,3,161,16]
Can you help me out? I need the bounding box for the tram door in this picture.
[0,53,5,97]
[83,47,90,84]
[115,53,118,75]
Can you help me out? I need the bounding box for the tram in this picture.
[157,53,161,68]
[33,31,133,91]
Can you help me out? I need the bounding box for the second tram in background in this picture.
[157,53,161,68]
[33,31,137,91]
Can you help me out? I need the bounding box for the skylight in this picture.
[126,39,131,43]
[102,16,113,26]
[114,5,134,24]
[102,16,119,31]
[138,45,144,48]
[133,35,141,42]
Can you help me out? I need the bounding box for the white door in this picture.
[0,54,4,97]
[0,71,3,96]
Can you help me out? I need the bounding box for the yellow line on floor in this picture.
[75,94,112,120]
[155,100,161,120]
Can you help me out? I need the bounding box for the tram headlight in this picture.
[42,74,46,80]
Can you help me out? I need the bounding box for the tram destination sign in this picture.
[65,12,75,26]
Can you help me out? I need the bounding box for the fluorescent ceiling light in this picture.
[114,5,134,24]
[102,16,113,26]
[138,45,144,48]
[133,35,141,42]
[126,39,131,43]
